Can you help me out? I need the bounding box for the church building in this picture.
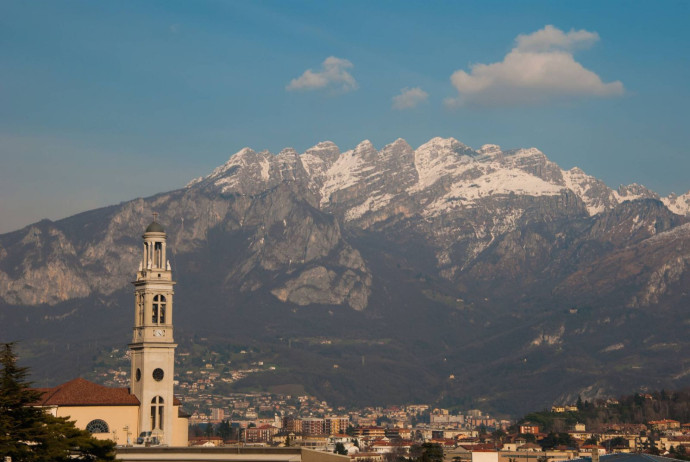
[35,220,189,446]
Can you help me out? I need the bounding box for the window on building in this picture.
[138,294,144,325]
[154,242,162,268]
[86,419,109,434]
[151,396,164,430]
[152,295,166,324]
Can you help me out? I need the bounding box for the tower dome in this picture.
[145,221,165,233]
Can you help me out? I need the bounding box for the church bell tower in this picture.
[129,217,176,445]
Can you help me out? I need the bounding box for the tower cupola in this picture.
[140,215,169,273]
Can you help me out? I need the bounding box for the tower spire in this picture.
[129,218,177,446]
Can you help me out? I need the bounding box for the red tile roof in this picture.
[34,378,140,406]
[33,377,184,407]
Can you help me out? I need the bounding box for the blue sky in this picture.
[1,0,688,233]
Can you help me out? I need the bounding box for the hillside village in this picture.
[90,346,690,461]
[182,402,690,462]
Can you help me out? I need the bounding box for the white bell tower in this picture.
[129,215,176,446]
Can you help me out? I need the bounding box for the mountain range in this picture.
[2,136,690,416]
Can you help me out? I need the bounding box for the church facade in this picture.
[35,220,188,446]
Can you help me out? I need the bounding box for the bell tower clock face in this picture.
[153,329,164,337]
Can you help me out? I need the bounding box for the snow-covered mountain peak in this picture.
[303,141,338,155]
[277,147,299,159]
[303,141,340,164]
[478,144,501,155]
[389,138,411,148]
[301,141,341,185]
[208,147,258,178]
[509,147,544,159]
[418,136,468,153]
[562,166,618,216]
[615,183,659,202]
[412,137,477,191]
[354,139,375,152]
[662,192,690,216]
[186,135,690,220]
[381,138,414,157]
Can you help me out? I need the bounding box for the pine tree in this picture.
[0,342,116,461]
[0,342,46,460]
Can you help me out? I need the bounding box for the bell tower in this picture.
[129,216,176,446]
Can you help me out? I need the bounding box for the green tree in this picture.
[0,342,115,461]
[376,416,392,426]
[491,429,507,444]
[608,437,628,449]
[519,433,536,443]
[539,432,576,450]
[410,442,443,462]
[583,436,599,445]
[670,445,690,461]
[217,420,232,440]
[334,442,348,455]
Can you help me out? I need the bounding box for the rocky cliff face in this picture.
[2,135,690,415]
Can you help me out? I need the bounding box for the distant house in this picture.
[246,424,279,443]
[578,445,606,458]
[519,424,540,435]
[189,436,224,447]
[648,419,680,431]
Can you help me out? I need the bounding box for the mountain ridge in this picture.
[2,135,690,416]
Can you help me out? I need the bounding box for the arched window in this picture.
[152,295,166,324]
[138,294,144,325]
[154,242,162,268]
[86,419,109,433]
[151,396,164,430]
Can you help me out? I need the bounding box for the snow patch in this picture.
[320,149,364,205]
[412,137,473,190]
[345,193,395,221]
[600,343,625,353]
[562,167,613,215]
[645,222,690,244]
[662,192,690,216]
[478,144,501,155]
[424,164,564,216]
[260,158,270,181]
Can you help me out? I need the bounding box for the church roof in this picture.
[34,378,140,406]
[33,377,184,407]
[145,221,165,233]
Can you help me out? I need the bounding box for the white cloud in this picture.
[515,25,599,52]
[445,25,624,107]
[286,56,358,92]
[392,87,429,110]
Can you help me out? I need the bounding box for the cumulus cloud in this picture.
[286,56,358,92]
[392,87,429,110]
[515,25,599,52]
[445,25,624,107]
